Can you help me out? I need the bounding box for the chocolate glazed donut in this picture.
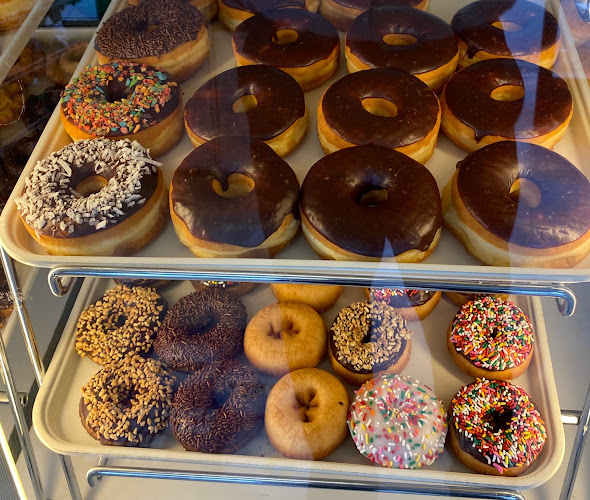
[301,145,442,261]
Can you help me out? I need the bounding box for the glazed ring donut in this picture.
[441,59,572,153]
[46,42,88,86]
[232,9,340,91]
[270,283,343,311]
[0,0,34,31]
[320,0,428,32]
[444,292,509,308]
[349,374,447,468]
[329,301,412,385]
[184,65,308,157]
[244,302,327,376]
[95,0,210,83]
[153,289,247,371]
[346,7,458,93]
[318,68,440,163]
[449,378,547,476]
[366,288,442,321]
[265,368,349,459]
[442,141,590,268]
[80,356,175,446]
[301,145,442,262]
[14,138,169,257]
[447,296,534,380]
[451,0,561,69]
[170,137,300,258]
[129,0,218,23]
[60,62,183,158]
[75,284,167,365]
[170,360,266,453]
[219,0,320,31]
[191,280,257,297]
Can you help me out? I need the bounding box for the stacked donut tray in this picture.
[32,278,565,491]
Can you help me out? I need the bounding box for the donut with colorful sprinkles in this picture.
[60,62,183,157]
[447,296,534,380]
[348,374,447,468]
[366,288,442,321]
[448,378,546,476]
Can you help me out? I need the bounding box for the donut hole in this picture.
[135,19,161,33]
[104,81,133,104]
[491,21,523,32]
[272,29,299,45]
[212,173,255,199]
[269,319,299,339]
[382,33,417,46]
[115,314,127,328]
[361,97,398,118]
[76,175,108,196]
[489,326,504,339]
[232,94,258,114]
[482,408,513,433]
[509,178,542,208]
[358,187,389,207]
[296,391,318,422]
[490,84,525,102]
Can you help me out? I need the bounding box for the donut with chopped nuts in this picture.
[14,138,168,256]
[170,359,266,453]
[80,355,175,446]
[328,301,412,385]
[153,289,248,371]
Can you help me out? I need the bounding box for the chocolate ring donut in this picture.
[219,0,320,31]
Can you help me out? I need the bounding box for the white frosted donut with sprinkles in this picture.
[348,373,447,468]
[447,296,534,380]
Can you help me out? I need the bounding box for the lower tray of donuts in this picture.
[32,278,565,490]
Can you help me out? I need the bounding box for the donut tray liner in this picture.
[32,279,565,490]
[1,0,589,284]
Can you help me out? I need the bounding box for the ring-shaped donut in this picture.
[219,0,320,31]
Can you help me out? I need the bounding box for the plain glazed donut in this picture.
[346,7,458,93]
[318,68,441,163]
[301,145,442,262]
[191,281,257,297]
[153,289,247,371]
[447,296,534,380]
[232,9,340,91]
[441,58,572,153]
[329,301,412,386]
[442,141,590,268]
[60,62,183,158]
[14,139,169,257]
[80,356,175,446]
[244,302,327,376]
[0,0,34,31]
[95,0,210,83]
[184,65,308,157]
[219,0,320,31]
[270,283,343,311]
[452,0,561,69]
[449,379,547,476]
[170,360,266,453]
[265,368,349,459]
[170,137,300,258]
[128,0,218,23]
[366,288,442,321]
[349,374,447,468]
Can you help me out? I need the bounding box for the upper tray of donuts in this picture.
[2,0,590,284]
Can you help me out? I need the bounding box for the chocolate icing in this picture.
[301,145,441,258]
[232,8,340,68]
[451,0,560,59]
[184,65,305,141]
[322,68,439,149]
[443,58,572,142]
[171,137,300,247]
[347,7,457,73]
[456,141,590,248]
[369,288,436,308]
[222,0,308,12]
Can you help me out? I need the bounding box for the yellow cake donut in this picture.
[270,284,343,311]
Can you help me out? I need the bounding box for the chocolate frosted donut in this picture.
[184,65,308,157]
[219,0,320,31]
[153,289,248,371]
[452,0,561,69]
[129,0,218,23]
[346,7,458,92]
[301,145,442,262]
[170,360,266,453]
[318,68,441,164]
[367,288,442,321]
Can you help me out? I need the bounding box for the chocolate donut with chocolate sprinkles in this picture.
[153,289,248,371]
[170,359,266,453]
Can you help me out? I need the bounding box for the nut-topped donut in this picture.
[346,7,458,92]
[184,65,308,157]
[441,59,573,153]
[301,145,442,262]
[170,137,300,258]
[318,68,441,163]
[219,0,320,31]
[232,9,340,91]
[442,141,590,268]
[452,0,561,69]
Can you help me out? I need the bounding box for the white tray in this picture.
[33,279,565,490]
[1,0,589,283]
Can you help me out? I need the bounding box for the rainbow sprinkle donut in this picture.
[348,373,447,468]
